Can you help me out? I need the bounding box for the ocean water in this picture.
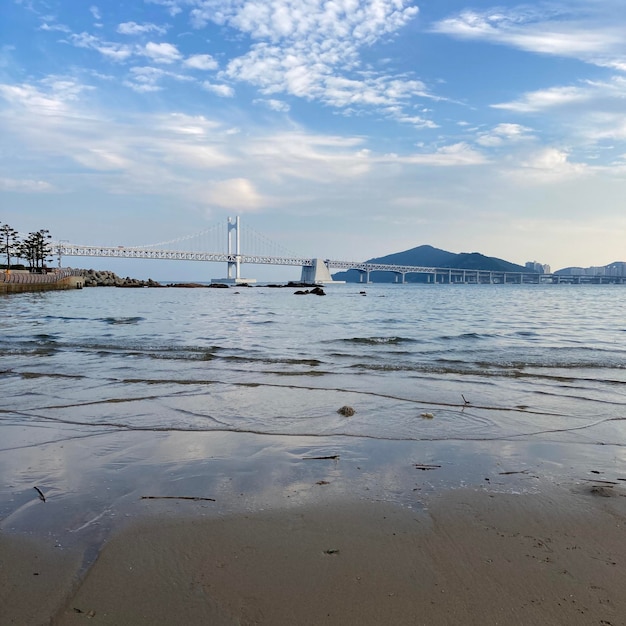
[1,283,625,541]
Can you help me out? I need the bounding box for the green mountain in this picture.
[331,245,531,283]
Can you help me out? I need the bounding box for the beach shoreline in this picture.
[2,483,625,626]
[3,285,626,625]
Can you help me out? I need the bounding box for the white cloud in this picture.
[505,147,590,183]
[117,22,168,36]
[488,76,626,148]
[242,130,372,182]
[164,143,235,170]
[124,66,166,92]
[0,82,239,199]
[146,0,185,17]
[90,6,101,21]
[223,43,432,119]
[493,123,532,138]
[125,66,195,92]
[40,21,71,33]
[392,142,488,166]
[432,4,626,71]
[191,0,418,44]
[156,112,222,136]
[0,177,56,192]
[70,32,134,62]
[254,98,290,112]
[183,54,218,70]
[385,109,437,129]
[143,41,182,64]
[73,148,131,171]
[59,1,433,123]
[205,178,264,211]
[580,112,626,144]
[492,85,592,113]
[0,83,65,113]
[186,0,428,122]
[0,79,89,114]
[201,82,235,97]
[477,123,533,146]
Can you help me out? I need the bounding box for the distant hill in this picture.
[331,244,531,283]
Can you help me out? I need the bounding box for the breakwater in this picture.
[78,269,161,288]
[1,268,162,294]
[0,269,84,294]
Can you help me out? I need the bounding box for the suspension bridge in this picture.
[51,217,620,285]
[54,217,341,284]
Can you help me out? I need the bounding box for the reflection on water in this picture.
[1,284,626,546]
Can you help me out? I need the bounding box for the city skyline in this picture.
[1,0,625,280]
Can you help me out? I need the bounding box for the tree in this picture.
[19,229,53,272]
[0,223,20,270]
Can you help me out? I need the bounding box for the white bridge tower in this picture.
[227,216,240,280]
[212,216,256,285]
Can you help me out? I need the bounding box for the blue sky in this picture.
[1,0,625,280]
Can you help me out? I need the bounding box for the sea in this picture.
[1,283,625,545]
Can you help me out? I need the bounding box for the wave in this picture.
[42,315,92,322]
[99,316,145,325]
[438,332,493,341]
[338,336,417,345]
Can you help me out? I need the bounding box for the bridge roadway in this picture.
[54,243,622,284]
[56,243,446,273]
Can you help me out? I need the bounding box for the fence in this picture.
[0,268,82,284]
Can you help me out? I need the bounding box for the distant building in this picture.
[556,263,625,277]
[525,261,550,274]
[606,262,626,277]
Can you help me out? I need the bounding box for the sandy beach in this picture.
[2,483,625,626]
[3,285,626,625]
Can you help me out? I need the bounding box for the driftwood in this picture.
[141,496,215,501]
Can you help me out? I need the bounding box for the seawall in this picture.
[0,269,84,294]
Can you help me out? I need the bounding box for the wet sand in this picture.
[2,485,625,626]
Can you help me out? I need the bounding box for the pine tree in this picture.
[0,223,20,271]
[19,229,52,272]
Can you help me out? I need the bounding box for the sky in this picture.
[1,0,626,281]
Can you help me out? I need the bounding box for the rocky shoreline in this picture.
[2,268,329,292]
[78,269,162,288]
[78,270,326,291]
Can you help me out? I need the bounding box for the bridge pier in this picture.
[300,259,336,284]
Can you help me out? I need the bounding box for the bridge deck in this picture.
[54,244,623,284]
